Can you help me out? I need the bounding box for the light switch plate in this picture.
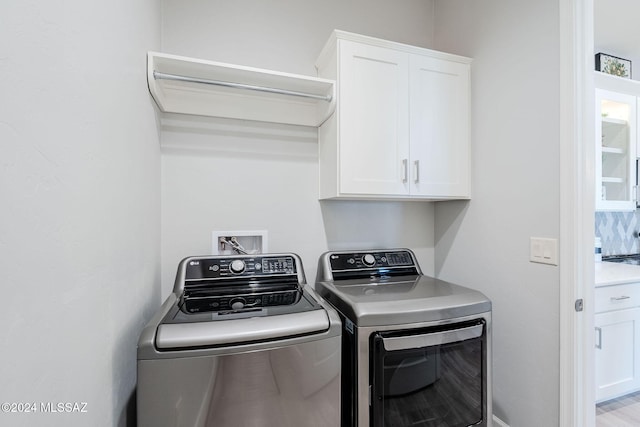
[530,237,558,265]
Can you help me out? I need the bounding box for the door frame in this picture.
[559,0,595,426]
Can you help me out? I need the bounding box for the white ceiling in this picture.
[595,0,640,80]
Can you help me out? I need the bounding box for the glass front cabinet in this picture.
[595,88,637,212]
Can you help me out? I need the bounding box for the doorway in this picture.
[592,1,640,425]
[564,1,640,426]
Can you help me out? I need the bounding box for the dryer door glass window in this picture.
[370,320,486,427]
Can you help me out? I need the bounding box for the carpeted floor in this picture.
[597,391,640,427]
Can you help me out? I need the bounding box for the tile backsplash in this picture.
[595,211,640,256]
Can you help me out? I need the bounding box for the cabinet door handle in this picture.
[595,327,602,350]
[402,159,408,183]
[610,295,631,301]
[413,160,420,183]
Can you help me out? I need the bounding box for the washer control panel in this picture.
[185,255,296,280]
[329,250,414,271]
[178,254,304,314]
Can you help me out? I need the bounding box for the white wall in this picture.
[159,0,438,295]
[161,0,436,76]
[433,1,561,426]
[0,1,161,426]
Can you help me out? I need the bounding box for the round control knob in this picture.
[362,254,376,267]
[229,259,246,274]
[230,298,245,310]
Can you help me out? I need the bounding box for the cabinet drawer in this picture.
[595,283,640,313]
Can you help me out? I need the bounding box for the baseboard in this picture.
[493,415,510,427]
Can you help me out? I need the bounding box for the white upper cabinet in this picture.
[409,55,470,198]
[595,75,638,212]
[315,30,471,200]
[331,40,410,196]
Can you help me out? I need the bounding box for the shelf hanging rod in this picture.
[153,71,333,102]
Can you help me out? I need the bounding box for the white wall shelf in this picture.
[602,117,628,126]
[147,52,336,127]
[602,146,625,154]
[602,177,624,183]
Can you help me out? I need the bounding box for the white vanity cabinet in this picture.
[315,31,471,200]
[594,283,640,402]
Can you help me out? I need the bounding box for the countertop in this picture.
[596,261,640,286]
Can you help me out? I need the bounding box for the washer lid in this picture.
[156,309,329,349]
[316,275,491,327]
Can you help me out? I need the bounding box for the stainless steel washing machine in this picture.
[137,253,341,427]
[316,248,492,427]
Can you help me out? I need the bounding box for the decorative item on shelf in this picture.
[596,52,632,79]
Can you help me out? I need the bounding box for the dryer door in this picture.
[370,319,486,427]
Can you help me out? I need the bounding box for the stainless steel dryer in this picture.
[137,253,341,427]
[316,249,492,427]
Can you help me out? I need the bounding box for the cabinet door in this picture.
[338,40,410,196]
[409,55,470,198]
[595,307,640,402]
[595,88,637,211]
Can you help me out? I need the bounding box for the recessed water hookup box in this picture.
[212,230,268,255]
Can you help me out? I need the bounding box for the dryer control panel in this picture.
[329,251,413,270]
[324,249,420,280]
